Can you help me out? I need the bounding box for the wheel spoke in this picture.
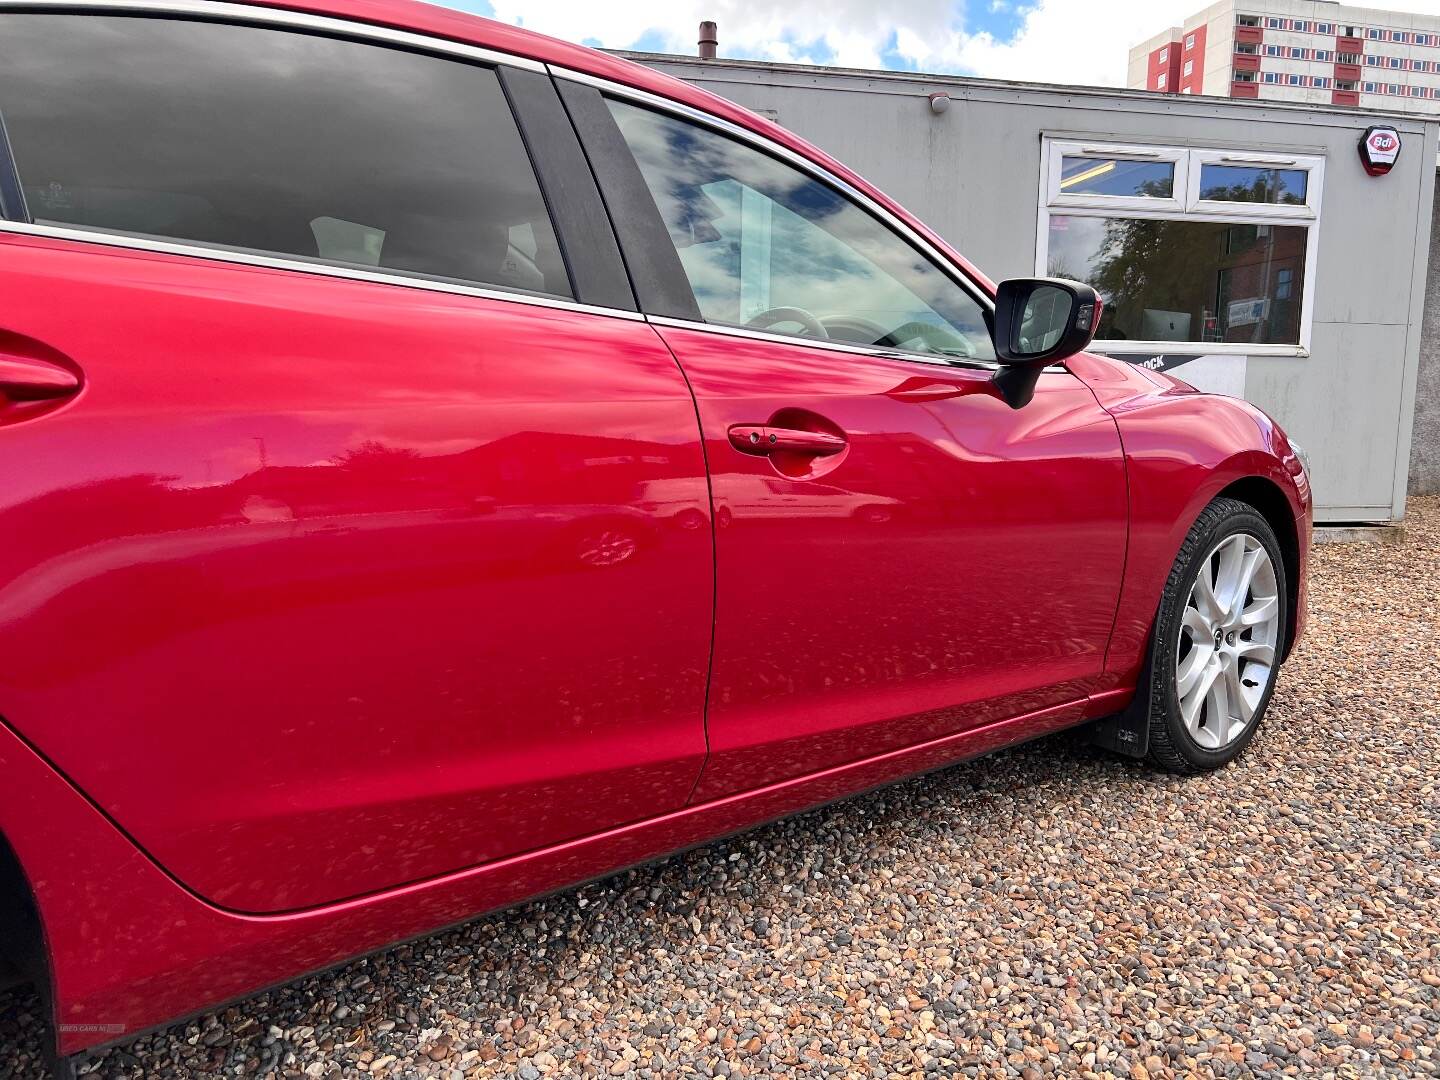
[1182,604,1212,639]
[1181,657,1220,733]
[1225,662,1253,726]
[1226,545,1265,622]
[1192,564,1224,625]
[1177,640,1211,698]
[1204,666,1232,747]
[1237,640,1276,665]
[1240,595,1279,627]
[1212,536,1247,622]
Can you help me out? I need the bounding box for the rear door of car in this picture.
[558,77,1129,801]
[0,9,713,912]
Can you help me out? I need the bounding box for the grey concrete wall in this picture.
[632,55,1439,522]
[1409,186,1440,495]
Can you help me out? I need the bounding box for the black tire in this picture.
[1145,497,1288,775]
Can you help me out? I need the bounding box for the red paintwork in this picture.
[653,327,1129,802]
[0,0,1310,1064]
[0,234,714,914]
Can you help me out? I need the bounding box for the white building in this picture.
[1129,1,1440,114]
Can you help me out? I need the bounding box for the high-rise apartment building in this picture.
[1129,1,1440,112]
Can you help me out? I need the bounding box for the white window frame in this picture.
[1036,138,1325,357]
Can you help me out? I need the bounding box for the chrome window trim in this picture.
[548,65,997,316]
[0,0,548,71]
[0,220,645,321]
[647,314,1067,375]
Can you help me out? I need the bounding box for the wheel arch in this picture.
[0,831,47,995]
[1216,475,1301,662]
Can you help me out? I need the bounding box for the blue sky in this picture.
[434,0,1440,87]
[430,0,1156,86]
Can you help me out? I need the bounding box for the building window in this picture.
[1366,55,1381,66]
[1155,76,1166,89]
[1290,47,1304,58]
[1237,43,1258,55]
[1314,50,1332,61]
[1313,77,1330,88]
[1237,14,1259,27]
[1287,73,1302,85]
[1390,56,1403,69]
[1368,28,1381,39]
[1266,17,1281,29]
[1183,58,1194,76]
[1337,52,1361,64]
[1362,81,1377,92]
[1235,71,1257,83]
[1263,72,1279,83]
[1317,22,1332,34]
[1039,140,1324,354]
[1157,50,1168,65]
[1185,33,1196,51]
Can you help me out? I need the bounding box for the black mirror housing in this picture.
[991,278,1101,366]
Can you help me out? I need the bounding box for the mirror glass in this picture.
[1016,284,1073,356]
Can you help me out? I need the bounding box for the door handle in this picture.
[728,424,847,457]
[0,354,81,401]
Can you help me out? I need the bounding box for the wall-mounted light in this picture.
[928,92,951,115]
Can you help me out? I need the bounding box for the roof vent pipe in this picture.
[699,20,718,59]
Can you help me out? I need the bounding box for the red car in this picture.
[0,1,1309,1073]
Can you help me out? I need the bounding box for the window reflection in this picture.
[1047,216,1305,345]
[1199,165,1308,205]
[1059,156,1175,198]
[608,100,994,361]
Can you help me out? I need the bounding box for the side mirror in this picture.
[987,278,1102,409]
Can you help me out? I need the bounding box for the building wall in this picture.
[632,57,1438,521]
[1409,184,1440,495]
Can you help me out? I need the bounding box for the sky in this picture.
[436,0,1440,88]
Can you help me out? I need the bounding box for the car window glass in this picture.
[0,14,572,299]
[607,100,994,361]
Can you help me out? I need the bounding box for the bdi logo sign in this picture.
[1359,125,1402,176]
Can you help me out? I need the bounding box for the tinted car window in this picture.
[607,100,993,361]
[0,15,571,298]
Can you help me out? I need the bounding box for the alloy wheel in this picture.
[1176,532,1281,750]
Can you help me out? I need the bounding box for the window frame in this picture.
[1037,137,1325,357]
[0,0,644,322]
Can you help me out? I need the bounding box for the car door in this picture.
[566,85,1130,802]
[0,13,713,912]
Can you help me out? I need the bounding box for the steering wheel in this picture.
[745,306,829,339]
[819,315,892,345]
[876,320,977,358]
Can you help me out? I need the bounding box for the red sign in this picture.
[1359,125,1402,176]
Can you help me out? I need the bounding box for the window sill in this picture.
[1089,341,1309,358]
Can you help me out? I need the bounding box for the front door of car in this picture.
[0,16,713,912]
[584,94,1130,801]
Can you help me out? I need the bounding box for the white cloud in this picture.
[476,0,1440,88]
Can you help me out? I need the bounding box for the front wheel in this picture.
[1145,497,1288,774]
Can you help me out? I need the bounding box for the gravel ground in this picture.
[2,498,1437,1079]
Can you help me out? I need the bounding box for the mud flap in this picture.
[1088,650,1153,759]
